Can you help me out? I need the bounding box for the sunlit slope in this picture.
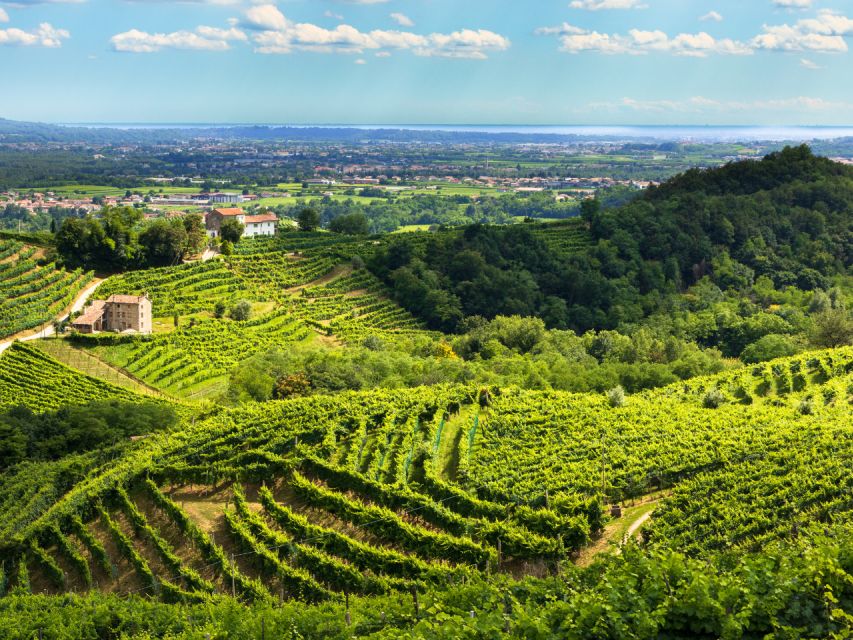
[0,239,93,339]
[0,347,850,602]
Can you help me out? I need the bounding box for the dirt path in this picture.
[0,276,106,354]
[622,510,653,544]
[575,494,665,567]
[285,264,353,295]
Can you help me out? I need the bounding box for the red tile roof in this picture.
[210,208,244,217]
[244,214,278,224]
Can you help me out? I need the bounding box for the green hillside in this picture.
[0,152,851,638]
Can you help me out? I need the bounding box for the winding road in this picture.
[0,277,107,355]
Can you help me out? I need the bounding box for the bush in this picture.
[213,301,227,319]
[607,386,625,408]
[741,334,798,364]
[702,388,725,409]
[230,300,252,322]
[273,373,311,399]
[798,398,814,415]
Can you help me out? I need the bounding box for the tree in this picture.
[810,309,853,348]
[183,213,207,256]
[220,218,244,244]
[231,300,252,321]
[138,218,188,267]
[297,207,321,232]
[329,212,369,235]
[213,301,227,319]
[273,373,311,399]
[740,334,799,364]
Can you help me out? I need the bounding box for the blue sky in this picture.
[1,0,852,125]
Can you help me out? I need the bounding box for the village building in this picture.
[71,295,152,335]
[205,208,278,239]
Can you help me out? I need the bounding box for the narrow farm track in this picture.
[284,264,353,295]
[0,276,106,354]
[575,496,664,567]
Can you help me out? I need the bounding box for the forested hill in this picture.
[369,146,852,334]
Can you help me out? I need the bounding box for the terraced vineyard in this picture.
[94,260,243,317]
[530,219,592,257]
[0,342,151,412]
[93,309,312,398]
[0,239,93,339]
[85,240,433,398]
[2,347,851,606]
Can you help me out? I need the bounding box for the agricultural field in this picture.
[0,342,152,413]
[0,347,850,618]
[79,234,432,398]
[0,239,93,340]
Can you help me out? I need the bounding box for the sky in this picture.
[0,0,852,125]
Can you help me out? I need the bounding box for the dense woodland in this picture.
[370,147,852,344]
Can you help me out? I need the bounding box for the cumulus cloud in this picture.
[541,9,853,56]
[700,11,723,22]
[111,25,245,52]
[539,22,751,56]
[244,4,509,59]
[0,22,68,46]
[753,10,853,52]
[0,8,7,21]
[390,12,413,27]
[569,0,647,9]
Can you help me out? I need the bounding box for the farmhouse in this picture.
[206,208,278,238]
[71,295,152,335]
[243,213,278,237]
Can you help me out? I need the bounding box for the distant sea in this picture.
[57,123,853,143]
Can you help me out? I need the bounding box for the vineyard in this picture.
[0,342,148,413]
[0,346,850,608]
[85,238,434,398]
[0,239,93,339]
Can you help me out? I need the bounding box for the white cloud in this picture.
[540,23,752,56]
[0,22,68,46]
[244,3,289,31]
[111,25,245,52]
[773,0,812,9]
[244,5,509,59]
[541,9,853,56]
[569,0,647,9]
[390,12,413,27]
[800,57,820,68]
[753,10,853,52]
[324,10,344,21]
[700,11,723,22]
[354,57,366,64]
[0,8,7,21]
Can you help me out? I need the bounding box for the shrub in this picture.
[231,300,252,321]
[702,388,725,409]
[740,334,798,364]
[798,398,814,415]
[607,386,625,408]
